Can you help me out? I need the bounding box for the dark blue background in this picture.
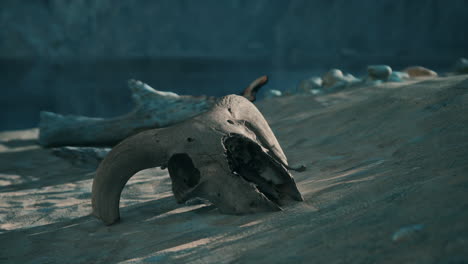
[1,0,467,130]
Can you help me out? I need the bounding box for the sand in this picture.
[0,75,467,263]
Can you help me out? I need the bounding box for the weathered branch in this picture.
[39,77,268,147]
[39,80,216,147]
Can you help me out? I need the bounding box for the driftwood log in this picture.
[39,76,268,147]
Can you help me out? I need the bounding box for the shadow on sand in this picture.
[0,146,95,192]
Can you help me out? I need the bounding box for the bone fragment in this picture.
[39,80,217,147]
[39,77,267,147]
[52,146,111,169]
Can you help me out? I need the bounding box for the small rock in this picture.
[322,69,361,90]
[297,77,322,94]
[388,71,410,82]
[310,89,323,95]
[342,73,361,83]
[365,80,384,86]
[403,66,438,78]
[455,58,468,74]
[322,69,344,88]
[265,89,282,98]
[367,65,392,81]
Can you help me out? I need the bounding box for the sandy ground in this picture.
[0,75,467,263]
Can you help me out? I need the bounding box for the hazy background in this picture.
[1,0,467,131]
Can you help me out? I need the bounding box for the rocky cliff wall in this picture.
[2,0,467,65]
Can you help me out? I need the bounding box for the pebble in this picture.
[403,66,438,77]
[367,65,392,81]
[322,69,344,88]
[388,71,410,82]
[310,89,323,95]
[342,73,361,83]
[297,77,322,94]
[322,69,361,90]
[265,89,283,98]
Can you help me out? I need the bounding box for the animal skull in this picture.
[92,94,303,225]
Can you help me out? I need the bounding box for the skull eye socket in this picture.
[168,153,201,198]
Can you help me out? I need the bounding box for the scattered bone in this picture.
[403,66,438,78]
[39,77,267,147]
[92,95,303,225]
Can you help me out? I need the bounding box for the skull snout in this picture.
[223,135,303,209]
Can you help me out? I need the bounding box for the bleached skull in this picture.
[92,95,303,225]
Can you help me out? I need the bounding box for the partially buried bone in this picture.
[38,76,268,147]
[92,94,304,225]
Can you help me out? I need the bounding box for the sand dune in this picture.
[0,75,467,263]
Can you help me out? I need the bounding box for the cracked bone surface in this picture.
[38,76,267,147]
[92,94,303,225]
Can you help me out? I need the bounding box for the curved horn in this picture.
[242,75,268,102]
[217,95,289,166]
[92,129,167,225]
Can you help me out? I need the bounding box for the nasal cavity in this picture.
[167,153,200,188]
